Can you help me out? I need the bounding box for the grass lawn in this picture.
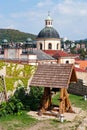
[52,92,87,110]
[0,111,38,130]
[69,94,87,110]
[0,93,87,130]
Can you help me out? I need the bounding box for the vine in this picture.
[0,61,36,91]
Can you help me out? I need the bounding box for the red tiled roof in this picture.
[43,50,58,56]
[30,64,77,88]
[75,60,87,70]
[75,67,87,72]
[43,50,76,59]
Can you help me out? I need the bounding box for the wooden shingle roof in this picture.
[30,64,77,88]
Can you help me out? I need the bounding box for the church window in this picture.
[57,43,59,49]
[40,43,42,50]
[48,43,52,49]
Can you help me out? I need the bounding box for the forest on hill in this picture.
[0,29,36,44]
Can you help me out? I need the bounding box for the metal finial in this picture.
[48,11,50,16]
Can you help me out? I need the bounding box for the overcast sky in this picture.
[0,0,87,40]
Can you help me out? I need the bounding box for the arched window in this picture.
[48,43,52,49]
[40,43,42,50]
[57,43,59,50]
[66,60,69,64]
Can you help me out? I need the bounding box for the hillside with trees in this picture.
[0,29,36,43]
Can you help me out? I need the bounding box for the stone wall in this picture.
[68,79,87,96]
[76,71,87,86]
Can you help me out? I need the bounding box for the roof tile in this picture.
[30,64,77,88]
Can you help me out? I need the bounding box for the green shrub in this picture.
[0,86,43,117]
[28,87,43,111]
[14,86,43,111]
[0,96,23,117]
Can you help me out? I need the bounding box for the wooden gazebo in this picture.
[30,64,77,115]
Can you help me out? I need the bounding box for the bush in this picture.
[0,96,23,117]
[14,86,43,111]
[28,87,43,110]
[0,86,43,117]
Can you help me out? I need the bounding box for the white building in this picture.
[36,14,61,50]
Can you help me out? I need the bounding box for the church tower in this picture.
[36,13,61,50]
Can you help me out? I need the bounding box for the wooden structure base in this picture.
[38,87,74,116]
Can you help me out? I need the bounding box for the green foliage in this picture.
[0,96,23,117]
[23,65,36,78]
[14,87,31,111]
[52,92,87,110]
[0,29,36,43]
[0,86,43,117]
[69,94,87,110]
[52,92,60,105]
[0,61,5,69]
[70,46,76,54]
[28,87,44,110]
[5,63,36,90]
[6,63,23,77]
[77,48,86,60]
[5,77,28,91]
[14,86,43,111]
[6,63,36,78]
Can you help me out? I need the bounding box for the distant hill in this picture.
[0,29,36,44]
[75,38,87,43]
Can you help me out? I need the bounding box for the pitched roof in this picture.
[30,64,77,88]
[75,60,87,70]
[75,67,87,72]
[43,50,57,56]
[43,50,75,59]
[33,50,55,60]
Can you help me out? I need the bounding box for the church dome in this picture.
[37,27,60,39]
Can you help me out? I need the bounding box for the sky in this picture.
[0,0,87,40]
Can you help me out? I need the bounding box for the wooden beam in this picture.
[38,87,52,115]
[59,88,65,114]
[64,88,74,112]
[59,88,74,114]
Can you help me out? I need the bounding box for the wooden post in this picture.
[59,88,73,114]
[59,88,65,114]
[38,87,51,115]
[64,88,73,112]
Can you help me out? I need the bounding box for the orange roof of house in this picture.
[75,60,87,70]
[75,67,87,72]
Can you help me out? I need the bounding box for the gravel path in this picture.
[28,107,87,130]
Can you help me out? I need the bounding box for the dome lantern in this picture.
[45,12,53,27]
[24,38,33,54]
[2,39,9,48]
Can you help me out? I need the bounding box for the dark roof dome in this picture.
[2,39,8,43]
[37,27,60,39]
[26,38,32,42]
